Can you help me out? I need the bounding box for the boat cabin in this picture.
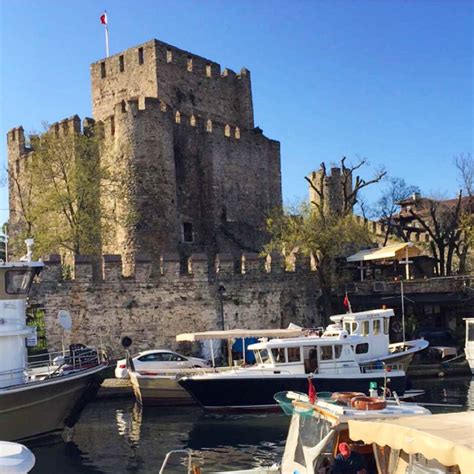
[326,309,394,360]
[249,336,363,375]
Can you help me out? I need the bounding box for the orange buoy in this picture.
[331,392,365,405]
[350,396,387,410]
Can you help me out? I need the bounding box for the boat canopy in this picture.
[248,334,366,351]
[346,242,421,263]
[348,412,474,473]
[176,328,309,342]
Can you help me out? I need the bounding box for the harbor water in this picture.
[26,377,473,473]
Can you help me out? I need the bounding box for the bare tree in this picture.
[455,153,473,197]
[375,177,419,245]
[409,193,464,275]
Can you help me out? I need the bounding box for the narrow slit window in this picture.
[138,47,144,65]
[100,62,106,78]
[206,64,212,77]
[206,119,213,133]
[121,100,126,113]
[224,124,231,137]
[15,160,20,174]
[119,55,124,72]
[11,130,16,141]
[182,222,194,243]
[235,127,240,139]
[187,56,193,72]
[166,49,172,63]
[175,111,181,124]
[110,116,115,136]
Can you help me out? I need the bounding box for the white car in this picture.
[115,349,210,378]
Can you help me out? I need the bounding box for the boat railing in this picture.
[136,366,235,378]
[27,345,107,376]
[159,449,192,474]
[0,367,26,385]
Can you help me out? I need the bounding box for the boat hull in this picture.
[0,364,107,441]
[179,373,406,411]
[129,371,195,406]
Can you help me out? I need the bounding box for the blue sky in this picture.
[0,0,472,226]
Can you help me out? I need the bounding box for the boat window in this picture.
[355,343,369,354]
[373,320,381,336]
[320,345,333,361]
[344,322,351,333]
[259,349,272,364]
[351,322,358,333]
[5,269,36,294]
[287,347,301,362]
[384,318,390,335]
[254,350,263,365]
[271,348,286,363]
[468,323,474,341]
[362,321,369,336]
[334,345,342,359]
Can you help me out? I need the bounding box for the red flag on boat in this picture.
[343,293,352,312]
[100,12,107,25]
[308,377,316,404]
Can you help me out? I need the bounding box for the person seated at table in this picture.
[332,442,367,474]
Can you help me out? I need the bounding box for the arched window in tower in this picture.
[235,127,240,139]
[190,115,197,127]
[224,124,231,137]
[175,111,181,124]
[166,49,172,63]
[182,222,194,243]
[206,119,213,133]
[187,56,193,72]
[206,64,212,77]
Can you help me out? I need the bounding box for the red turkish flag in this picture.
[100,12,107,25]
[308,377,317,404]
[343,294,350,310]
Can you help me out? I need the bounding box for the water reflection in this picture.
[27,376,472,473]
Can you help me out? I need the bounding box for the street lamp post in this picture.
[217,283,226,330]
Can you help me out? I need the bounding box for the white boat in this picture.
[0,440,36,473]
[324,308,428,370]
[0,241,108,441]
[179,333,407,411]
[279,391,431,474]
[464,318,474,374]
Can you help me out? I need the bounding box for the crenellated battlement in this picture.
[102,96,249,142]
[90,39,254,129]
[40,252,314,285]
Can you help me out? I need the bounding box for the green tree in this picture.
[265,158,384,321]
[8,124,125,259]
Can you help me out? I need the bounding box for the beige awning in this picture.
[176,328,308,342]
[348,412,474,473]
[346,243,421,263]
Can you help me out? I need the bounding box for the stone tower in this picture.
[307,166,353,215]
[90,39,282,269]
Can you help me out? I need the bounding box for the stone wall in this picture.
[31,253,320,358]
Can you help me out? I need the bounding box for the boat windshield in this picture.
[5,269,37,295]
[255,349,272,365]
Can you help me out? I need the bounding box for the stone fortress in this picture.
[9,39,282,272]
[7,39,320,355]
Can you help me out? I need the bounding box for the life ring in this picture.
[331,392,365,405]
[392,321,402,334]
[350,396,387,410]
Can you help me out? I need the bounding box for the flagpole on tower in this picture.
[105,25,109,58]
[100,11,109,57]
